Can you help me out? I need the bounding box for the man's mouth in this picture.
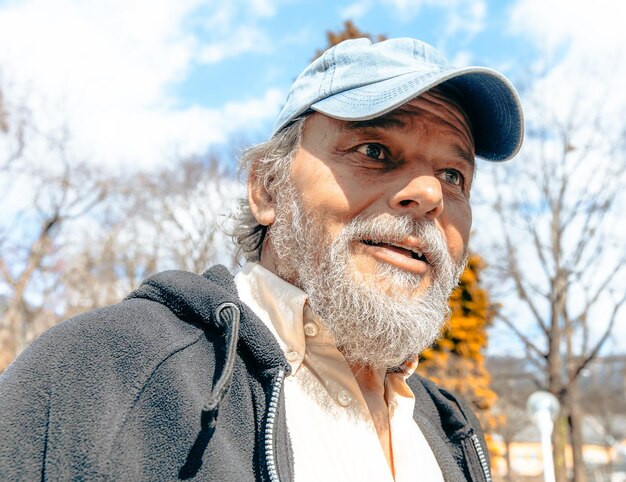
[361,240,430,264]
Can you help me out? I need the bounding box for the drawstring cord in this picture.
[201,302,240,431]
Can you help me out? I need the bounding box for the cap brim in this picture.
[310,67,524,162]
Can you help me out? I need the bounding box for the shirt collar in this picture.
[235,262,308,374]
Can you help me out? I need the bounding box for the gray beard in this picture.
[268,185,467,369]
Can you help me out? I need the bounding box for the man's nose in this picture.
[388,174,444,220]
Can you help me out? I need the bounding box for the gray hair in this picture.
[231,116,307,262]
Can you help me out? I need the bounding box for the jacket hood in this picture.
[127,265,291,433]
[126,265,290,375]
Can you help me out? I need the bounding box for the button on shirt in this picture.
[235,262,444,482]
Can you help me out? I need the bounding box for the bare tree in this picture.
[55,156,241,321]
[0,71,242,373]
[132,157,241,274]
[0,150,112,371]
[0,81,114,370]
[480,89,626,482]
[1,86,240,373]
[55,219,159,319]
[0,75,27,169]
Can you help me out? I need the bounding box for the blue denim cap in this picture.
[272,37,524,162]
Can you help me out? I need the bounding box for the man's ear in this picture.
[248,173,276,226]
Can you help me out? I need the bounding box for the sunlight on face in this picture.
[262,94,475,367]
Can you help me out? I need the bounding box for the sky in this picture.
[3,0,620,169]
[1,0,625,355]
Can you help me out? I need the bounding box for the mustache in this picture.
[337,214,457,271]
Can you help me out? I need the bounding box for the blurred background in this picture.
[1,0,625,480]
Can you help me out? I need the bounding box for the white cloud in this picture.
[68,87,284,168]
[445,0,485,38]
[381,0,425,15]
[249,0,278,17]
[380,0,486,39]
[508,0,626,125]
[509,0,626,55]
[340,0,374,20]
[450,50,473,67]
[195,0,278,35]
[198,25,273,63]
[0,0,282,169]
[506,0,626,188]
[151,88,284,158]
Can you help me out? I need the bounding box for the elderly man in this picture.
[0,38,522,481]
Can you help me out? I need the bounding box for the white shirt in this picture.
[235,262,444,482]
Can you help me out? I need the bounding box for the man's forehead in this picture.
[334,93,476,164]
[341,103,437,132]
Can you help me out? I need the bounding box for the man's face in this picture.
[269,93,473,289]
[254,91,475,367]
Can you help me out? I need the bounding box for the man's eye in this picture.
[443,169,464,186]
[357,143,386,161]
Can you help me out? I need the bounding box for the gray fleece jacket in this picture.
[0,265,492,481]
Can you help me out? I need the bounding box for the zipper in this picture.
[264,369,286,482]
[470,433,492,482]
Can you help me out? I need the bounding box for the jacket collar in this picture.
[127,265,290,376]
